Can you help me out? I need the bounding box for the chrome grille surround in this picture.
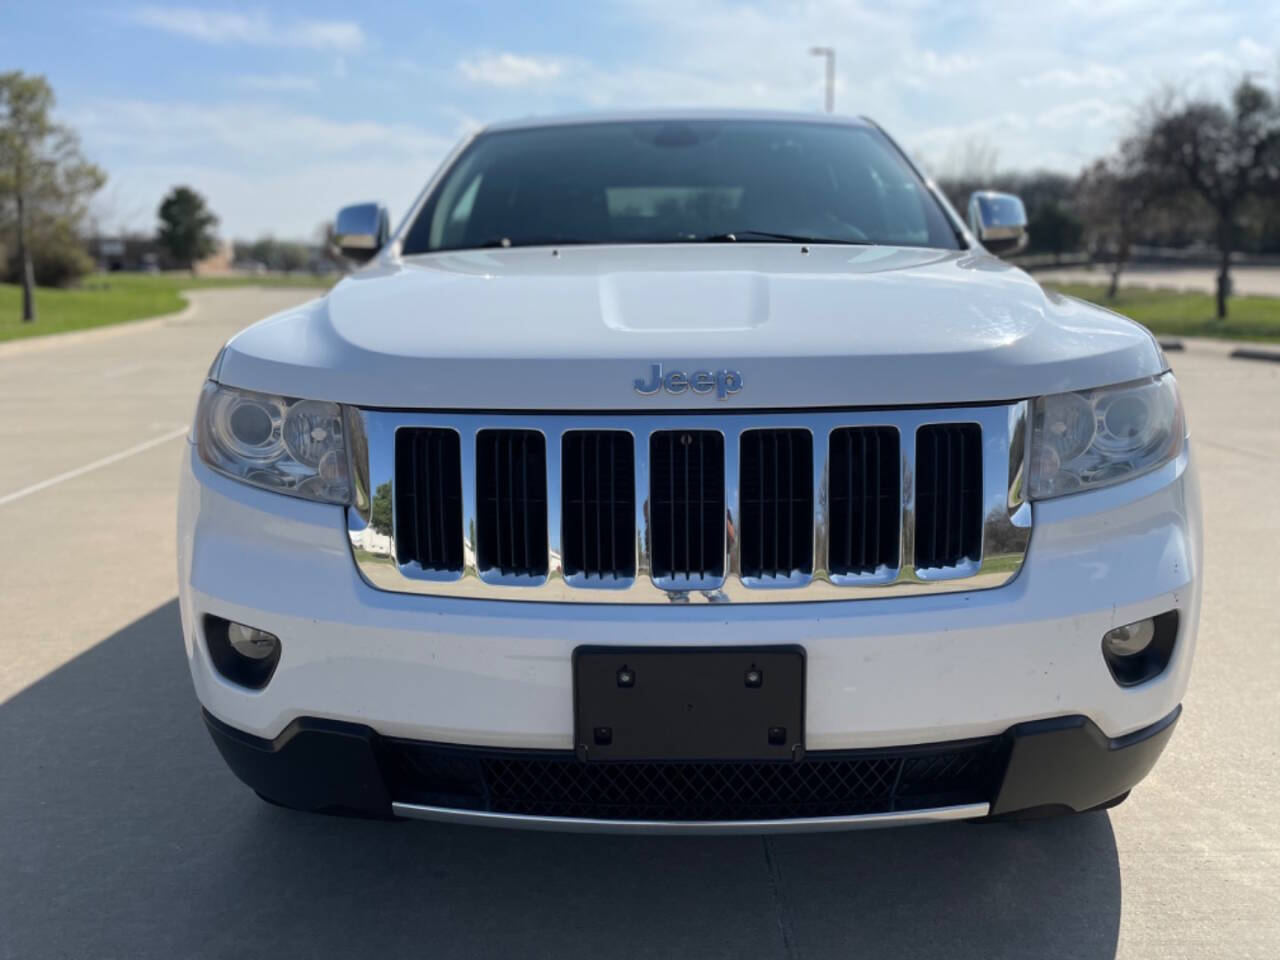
[346,402,1032,604]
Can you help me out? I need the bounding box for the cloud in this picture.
[917,50,978,77]
[70,99,453,237]
[1020,64,1129,89]
[1035,98,1129,130]
[458,53,565,87]
[234,73,317,92]
[73,99,446,161]
[129,6,366,52]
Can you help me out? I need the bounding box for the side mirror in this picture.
[967,191,1028,257]
[334,203,390,264]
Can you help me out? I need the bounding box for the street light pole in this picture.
[809,46,835,114]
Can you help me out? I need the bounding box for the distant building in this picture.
[88,235,233,274]
[91,235,162,272]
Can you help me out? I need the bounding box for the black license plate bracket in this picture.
[572,646,805,761]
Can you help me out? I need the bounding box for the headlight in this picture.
[196,382,352,504]
[1029,373,1184,500]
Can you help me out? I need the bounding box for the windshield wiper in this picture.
[696,230,872,245]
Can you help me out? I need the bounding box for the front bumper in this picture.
[178,440,1201,754]
[203,705,1182,831]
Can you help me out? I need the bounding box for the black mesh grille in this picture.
[649,430,725,582]
[394,428,463,573]
[828,427,900,577]
[740,429,813,579]
[476,429,548,577]
[381,739,1007,821]
[915,423,983,570]
[562,431,635,582]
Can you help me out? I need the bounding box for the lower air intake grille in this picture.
[740,429,813,579]
[476,429,548,578]
[562,431,635,582]
[915,423,983,570]
[381,739,1007,821]
[828,427,900,577]
[394,428,463,573]
[649,430,725,583]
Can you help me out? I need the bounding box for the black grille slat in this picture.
[563,431,635,581]
[393,428,463,573]
[915,423,983,570]
[828,427,900,577]
[649,431,725,582]
[382,739,1007,821]
[476,429,548,578]
[740,429,813,580]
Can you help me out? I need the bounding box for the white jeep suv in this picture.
[178,111,1200,833]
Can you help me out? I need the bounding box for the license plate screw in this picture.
[594,726,613,745]
[617,667,635,688]
[745,667,763,688]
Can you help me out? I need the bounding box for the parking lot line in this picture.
[0,425,189,507]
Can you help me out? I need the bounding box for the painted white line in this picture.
[0,426,190,507]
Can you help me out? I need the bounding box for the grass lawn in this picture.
[1043,282,1280,343]
[0,272,336,344]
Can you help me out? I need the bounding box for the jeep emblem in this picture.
[633,363,743,399]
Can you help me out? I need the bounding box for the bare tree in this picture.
[1076,137,1157,299]
[1138,78,1280,318]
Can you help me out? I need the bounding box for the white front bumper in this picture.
[178,442,1201,749]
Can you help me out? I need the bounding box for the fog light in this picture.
[1103,619,1156,657]
[204,615,281,689]
[228,623,280,660]
[1101,612,1178,687]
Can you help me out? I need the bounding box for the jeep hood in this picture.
[214,245,1166,410]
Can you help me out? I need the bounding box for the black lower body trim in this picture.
[989,705,1181,816]
[201,705,1180,824]
[203,712,392,818]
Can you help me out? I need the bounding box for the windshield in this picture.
[401,119,962,253]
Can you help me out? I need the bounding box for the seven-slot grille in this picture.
[475,429,549,578]
[648,430,726,583]
[914,424,983,571]
[385,415,1001,596]
[739,429,814,579]
[828,427,901,577]
[394,428,463,573]
[562,431,636,582]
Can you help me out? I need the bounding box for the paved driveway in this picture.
[2,290,1278,959]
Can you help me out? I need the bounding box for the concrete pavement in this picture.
[2,289,1279,959]
[1036,263,1280,298]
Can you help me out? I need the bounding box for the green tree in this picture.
[370,482,393,537]
[1138,79,1280,318]
[0,71,106,321]
[156,185,219,273]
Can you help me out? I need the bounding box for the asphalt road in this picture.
[2,289,1279,960]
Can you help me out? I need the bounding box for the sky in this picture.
[4,0,1278,241]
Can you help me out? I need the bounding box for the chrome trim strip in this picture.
[390,800,990,834]
[347,404,1032,604]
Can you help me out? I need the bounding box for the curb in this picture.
[1230,347,1280,364]
[0,295,199,360]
